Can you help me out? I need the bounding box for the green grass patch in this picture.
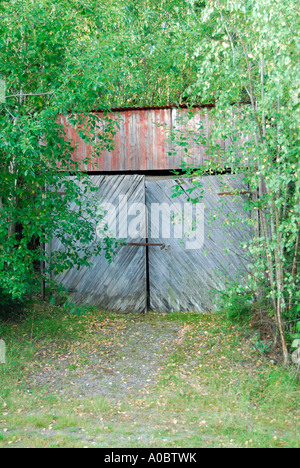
[0,301,299,448]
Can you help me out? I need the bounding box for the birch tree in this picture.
[172,0,300,364]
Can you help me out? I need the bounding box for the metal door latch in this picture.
[127,242,167,250]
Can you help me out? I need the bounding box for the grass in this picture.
[0,301,299,448]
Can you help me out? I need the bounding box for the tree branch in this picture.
[6,91,55,99]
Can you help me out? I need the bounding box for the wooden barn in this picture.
[51,106,251,313]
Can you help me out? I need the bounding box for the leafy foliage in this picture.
[0,0,120,301]
[217,286,254,323]
[0,286,28,318]
[168,0,300,364]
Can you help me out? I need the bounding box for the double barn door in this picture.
[52,175,250,313]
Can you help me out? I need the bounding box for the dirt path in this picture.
[1,308,298,448]
[28,317,182,400]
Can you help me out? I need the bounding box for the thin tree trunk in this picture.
[272,200,289,366]
[8,157,17,237]
[260,56,266,140]
[289,229,299,311]
[258,176,277,314]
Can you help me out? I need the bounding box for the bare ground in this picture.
[27,319,182,400]
[0,307,299,448]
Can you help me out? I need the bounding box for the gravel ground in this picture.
[27,320,182,399]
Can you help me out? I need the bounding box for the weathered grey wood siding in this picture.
[50,174,252,313]
[146,175,252,313]
[50,175,147,313]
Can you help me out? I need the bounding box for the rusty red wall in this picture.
[59,106,227,172]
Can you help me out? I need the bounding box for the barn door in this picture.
[145,175,251,313]
[52,174,251,314]
[51,175,147,313]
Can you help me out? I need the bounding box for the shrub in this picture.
[217,286,254,323]
[0,287,27,319]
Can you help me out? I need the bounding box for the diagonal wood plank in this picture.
[146,175,253,313]
[50,175,147,313]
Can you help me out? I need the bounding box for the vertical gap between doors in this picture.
[145,180,151,312]
[146,242,151,312]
